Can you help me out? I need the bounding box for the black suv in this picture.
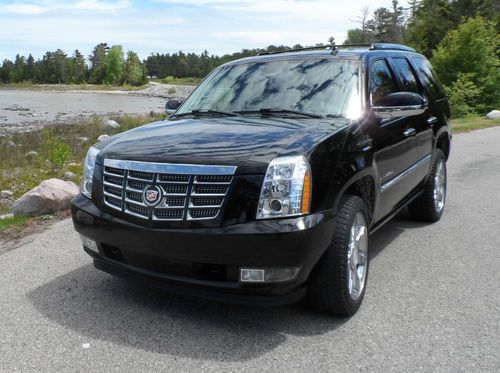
[72,43,451,316]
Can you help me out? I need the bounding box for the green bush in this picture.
[39,131,71,169]
[431,17,500,117]
[445,73,483,117]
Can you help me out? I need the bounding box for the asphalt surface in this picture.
[1,127,499,372]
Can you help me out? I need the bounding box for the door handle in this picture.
[356,138,373,151]
[403,128,416,137]
[427,116,438,125]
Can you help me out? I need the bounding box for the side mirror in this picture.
[165,99,182,114]
[372,92,427,119]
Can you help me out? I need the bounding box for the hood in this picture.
[98,116,349,174]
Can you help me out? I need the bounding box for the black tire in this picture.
[307,195,370,316]
[408,149,447,222]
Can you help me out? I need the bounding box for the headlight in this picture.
[257,155,312,219]
[82,146,100,199]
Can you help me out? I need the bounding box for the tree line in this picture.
[0,43,148,86]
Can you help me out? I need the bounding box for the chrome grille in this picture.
[102,159,236,221]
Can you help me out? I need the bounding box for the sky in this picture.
[0,0,405,61]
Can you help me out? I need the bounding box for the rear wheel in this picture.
[409,149,447,222]
[307,195,369,316]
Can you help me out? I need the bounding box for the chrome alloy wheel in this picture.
[434,159,446,212]
[347,212,368,301]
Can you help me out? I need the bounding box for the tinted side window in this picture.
[370,59,398,105]
[391,58,419,93]
[411,57,445,98]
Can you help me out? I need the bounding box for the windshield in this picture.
[176,58,360,118]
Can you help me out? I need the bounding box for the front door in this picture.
[367,58,423,221]
[389,56,433,183]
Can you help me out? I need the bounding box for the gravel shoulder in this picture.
[0,127,499,371]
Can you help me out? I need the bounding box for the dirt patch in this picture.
[0,210,71,254]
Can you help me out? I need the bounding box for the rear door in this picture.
[410,56,450,161]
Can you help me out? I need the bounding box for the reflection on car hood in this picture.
[98,116,350,174]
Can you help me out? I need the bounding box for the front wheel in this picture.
[307,195,370,316]
[409,149,447,222]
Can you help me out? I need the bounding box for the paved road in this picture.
[1,128,499,372]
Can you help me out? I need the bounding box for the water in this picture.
[0,90,167,135]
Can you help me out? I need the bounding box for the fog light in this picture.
[80,235,98,253]
[240,267,300,283]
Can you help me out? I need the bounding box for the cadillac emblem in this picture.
[142,185,163,207]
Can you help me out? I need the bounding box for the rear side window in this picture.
[411,57,445,98]
[370,59,398,105]
[391,58,419,93]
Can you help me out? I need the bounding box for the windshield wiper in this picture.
[235,108,324,119]
[172,109,238,118]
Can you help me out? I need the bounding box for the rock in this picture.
[486,110,500,119]
[97,134,110,142]
[25,150,39,159]
[0,213,14,220]
[102,119,120,129]
[0,199,13,209]
[4,104,30,112]
[13,178,79,217]
[68,162,79,167]
[63,171,76,181]
[6,141,17,148]
[0,190,14,200]
[76,136,89,143]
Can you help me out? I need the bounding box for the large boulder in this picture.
[486,110,500,119]
[13,178,79,217]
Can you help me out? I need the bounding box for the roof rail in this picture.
[257,44,372,56]
[257,46,333,56]
[369,43,416,52]
[256,43,415,56]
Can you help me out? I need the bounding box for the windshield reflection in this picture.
[177,58,360,118]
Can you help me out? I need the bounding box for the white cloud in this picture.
[5,4,47,14]
[3,0,132,14]
[72,0,131,11]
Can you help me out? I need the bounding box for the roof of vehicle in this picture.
[223,43,422,66]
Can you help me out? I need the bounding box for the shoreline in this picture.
[0,83,195,136]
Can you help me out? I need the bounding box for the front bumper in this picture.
[71,194,335,305]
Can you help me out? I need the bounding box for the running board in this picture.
[370,190,423,234]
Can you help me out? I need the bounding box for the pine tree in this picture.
[89,43,109,84]
[70,49,87,83]
[25,54,35,82]
[123,51,146,86]
[12,54,26,83]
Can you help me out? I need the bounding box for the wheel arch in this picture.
[333,169,377,225]
[435,127,451,161]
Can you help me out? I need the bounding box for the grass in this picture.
[151,76,202,86]
[0,215,30,232]
[0,112,165,204]
[451,116,500,133]
[0,82,149,91]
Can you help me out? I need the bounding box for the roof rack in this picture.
[257,43,415,56]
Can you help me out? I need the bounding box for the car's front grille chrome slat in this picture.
[102,159,236,222]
